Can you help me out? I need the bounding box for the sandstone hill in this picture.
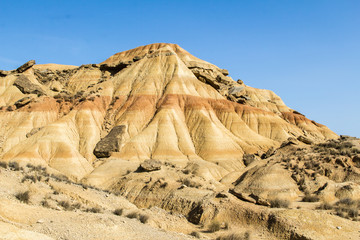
[1,43,359,240]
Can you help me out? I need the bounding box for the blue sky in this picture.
[1,0,359,137]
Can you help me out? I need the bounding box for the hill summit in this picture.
[0,43,336,179]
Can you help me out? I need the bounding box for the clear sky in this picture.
[1,0,359,137]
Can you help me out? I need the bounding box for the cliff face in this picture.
[0,43,337,179]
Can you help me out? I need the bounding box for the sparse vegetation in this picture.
[51,174,70,182]
[113,208,124,216]
[58,200,72,210]
[270,198,290,208]
[15,191,30,203]
[86,207,102,213]
[126,211,139,219]
[21,174,37,183]
[182,178,202,188]
[139,213,150,223]
[216,231,251,240]
[72,202,82,210]
[302,194,320,202]
[190,231,201,238]
[0,161,7,168]
[208,219,221,232]
[41,200,50,208]
[9,161,20,171]
[317,202,333,210]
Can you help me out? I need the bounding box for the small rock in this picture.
[138,159,161,172]
[14,96,32,109]
[297,136,313,145]
[93,125,126,158]
[243,154,257,166]
[26,127,43,138]
[229,189,256,204]
[221,69,229,76]
[215,192,228,198]
[0,70,11,76]
[336,226,341,230]
[37,219,45,224]
[261,147,276,159]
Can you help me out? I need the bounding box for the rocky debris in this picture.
[280,137,299,148]
[16,60,36,73]
[26,127,43,138]
[243,154,258,166]
[220,69,229,76]
[237,79,244,85]
[34,68,75,85]
[0,70,11,76]
[138,159,162,172]
[352,155,360,168]
[14,96,33,109]
[100,61,132,76]
[249,193,271,206]
[6,105,16,111]
[190,66,234,90]
[297,136,313,145]
[13,75,45,96]
[93,125,126,158]
[215,192,228,198]
[228,86,245,96]
[229,189,257,204]
[261,147,277,159]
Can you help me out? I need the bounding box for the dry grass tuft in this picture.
[208,219,221,233]
[270,198,290,208]
[15,191,30,203]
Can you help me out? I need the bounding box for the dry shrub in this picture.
[15,191,30,203]
[87,207,102,213]
[208,219,221,232]
[72,203,82,209]
[139,214,150,223]
[113,208,124,216]
[58,200,72,210]
[270,198,290,208]
[317,202,333,210]
[302,194,320,202]
[190,231,201,238]
[126,211,139,219]
[0,161,7,168]
[41,200,50,208]
[183,178,202,188]
[9,162,20,171]
[21,174,37,183]
[216,231,251,240]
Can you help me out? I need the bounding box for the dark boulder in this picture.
[13,75,45,96]
[14,96,32,109]
[16,60,36,73]
[93,125,126,158]
[138,159,161,172]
